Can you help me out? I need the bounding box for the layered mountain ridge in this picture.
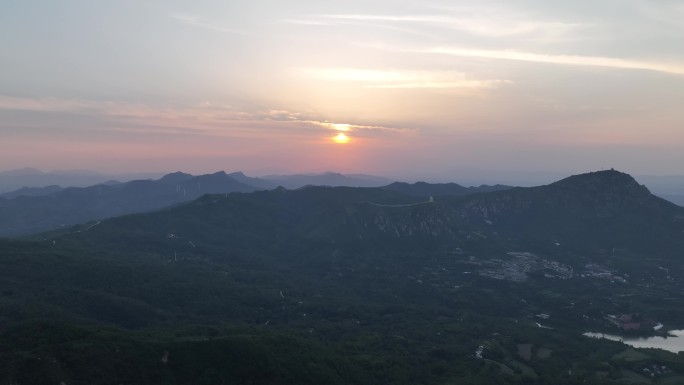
[4,169,684,384]
[0,171,512,237]
[51,170,684,259]
[0,171,259,236]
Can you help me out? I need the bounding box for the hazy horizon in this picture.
[4,166,684,192]
[2,1,683,178]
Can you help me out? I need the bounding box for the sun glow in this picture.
[331,123,351,131]
[333,132,350,144]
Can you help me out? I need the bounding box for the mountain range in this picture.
[49,170,684,259]
[0,168,163,193]
[261,172,394,189]
[0,171,509,237]
[0,171,257,236]
[2,169,684,384]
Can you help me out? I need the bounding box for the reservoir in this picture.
[584,330,684,353]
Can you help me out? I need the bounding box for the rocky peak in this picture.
[159,171,193,184]
[550,169,651,205]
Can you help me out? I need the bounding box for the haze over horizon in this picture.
[2,1,683,179]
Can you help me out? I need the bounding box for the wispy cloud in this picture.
[422,47,684,76]
[169,12,244,34]
[316,13,580,38]
[363,80,509,89]
[0,96,410,139]
[311,121,414,133]
[303,68,510,89]
[282,19,333,26]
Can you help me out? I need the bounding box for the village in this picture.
[473,252,574,282]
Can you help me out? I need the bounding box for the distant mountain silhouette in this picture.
[382,181,512,197]
[2,172,504,237]
[228,171,277,190]
[0,185,64,199]
[658,194,684,207]
[158,171,194,184]
[0,169,162,193]
[0,171,259,236]
[261,172,394,189]
[54,170,684,259]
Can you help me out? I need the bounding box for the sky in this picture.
[1,0,684,181]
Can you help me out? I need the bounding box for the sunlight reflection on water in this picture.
[584,330,684,353]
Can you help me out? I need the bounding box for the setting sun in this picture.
[333,132,350,144]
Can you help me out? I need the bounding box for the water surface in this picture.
[584,330,684,353]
